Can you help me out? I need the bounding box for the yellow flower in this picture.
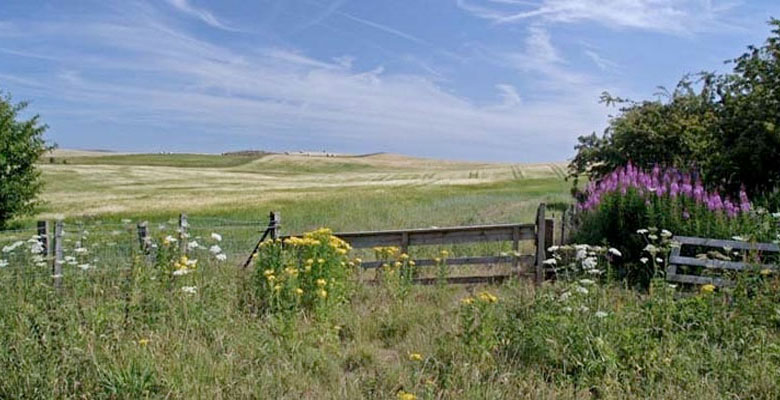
[760,268,772,276]
[440,250,449,257]
[478,291,498,303]
[393,261,402,268]
[273,284,282,292]
[304,265,312,273]
[305,258,314,266]
[294,288,304,295]
[336,248,348,255]
[408,352,423,361]
[137,338,150,347]
[316,278,327,287]
[434,257,442,264]
[408,260,416,267]
[317,289,328,299]
[266,274,276,282]
[400,253,410,260]
[263,269,274,277]
[460,297,474,305]
[284,267,299,277]
[700,284,716,293]
[397,391,416,400]
[317,258,325,264]
[354,258,362,264]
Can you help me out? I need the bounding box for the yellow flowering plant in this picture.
[373,246,417,298]
[458,290,501,357]
[250,227,352,316]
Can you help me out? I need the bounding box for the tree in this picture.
[569,18,780,207]
[0,92,52,228]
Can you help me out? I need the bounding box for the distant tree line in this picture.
[569,18,780,208]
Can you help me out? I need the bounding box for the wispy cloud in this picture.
[583,49,619,71]
[485,26,589,90]
[495,84,522,108]
[457,0,740,35]
[336,11,430,46]
[165,0,239,31]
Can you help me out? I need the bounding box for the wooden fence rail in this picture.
[26,203,557,286]
[278,203,554,283]
[667,235,780,286]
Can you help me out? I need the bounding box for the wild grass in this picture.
[2,244,779,399]
[4,152,777,398]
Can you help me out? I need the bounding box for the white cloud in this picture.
[165,0,239,31]
[336,11,429,46]
[483,26,589,90]
[457,0,739,35]
[583,49,619,71]
[495,84,522,107]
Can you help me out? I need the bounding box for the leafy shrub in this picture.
[569,19,780,207]
[0,92,53,228]
[248,228,354,317]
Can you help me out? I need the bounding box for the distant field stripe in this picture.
[549,164,566,179]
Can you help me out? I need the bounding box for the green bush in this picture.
[0,92,53,228]
[569,19,780,207]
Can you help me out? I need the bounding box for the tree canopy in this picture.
[569,18,780,207]
[0,93,51,228]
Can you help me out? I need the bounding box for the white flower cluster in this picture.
[209,232,227,262]
[2,241,24,253]
[547,244,608,277]
[181,286,197,294]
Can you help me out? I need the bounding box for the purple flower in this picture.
[579,164,750,220]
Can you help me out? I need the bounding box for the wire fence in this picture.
[0,206,566,283]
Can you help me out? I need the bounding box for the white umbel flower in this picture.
[181,286,197,294]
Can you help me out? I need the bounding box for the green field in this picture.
[37,150,571,231]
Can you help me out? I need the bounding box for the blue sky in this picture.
[1,0,778,161]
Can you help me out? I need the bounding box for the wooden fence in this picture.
[30,204,564,286]
[272,203,555,284]
[667,235,780,286]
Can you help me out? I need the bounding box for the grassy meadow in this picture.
[2,151,779,399]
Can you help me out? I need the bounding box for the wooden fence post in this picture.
[512,225,521,277]
[270,212,280,240]
[137,222,148,250]
[136,221,153,262]
[53,220,63,288]
[560,208,567,245]
[37,220,50,262]
[179,213,188,255]
[535,203,546,284]
[545,218,554,251]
